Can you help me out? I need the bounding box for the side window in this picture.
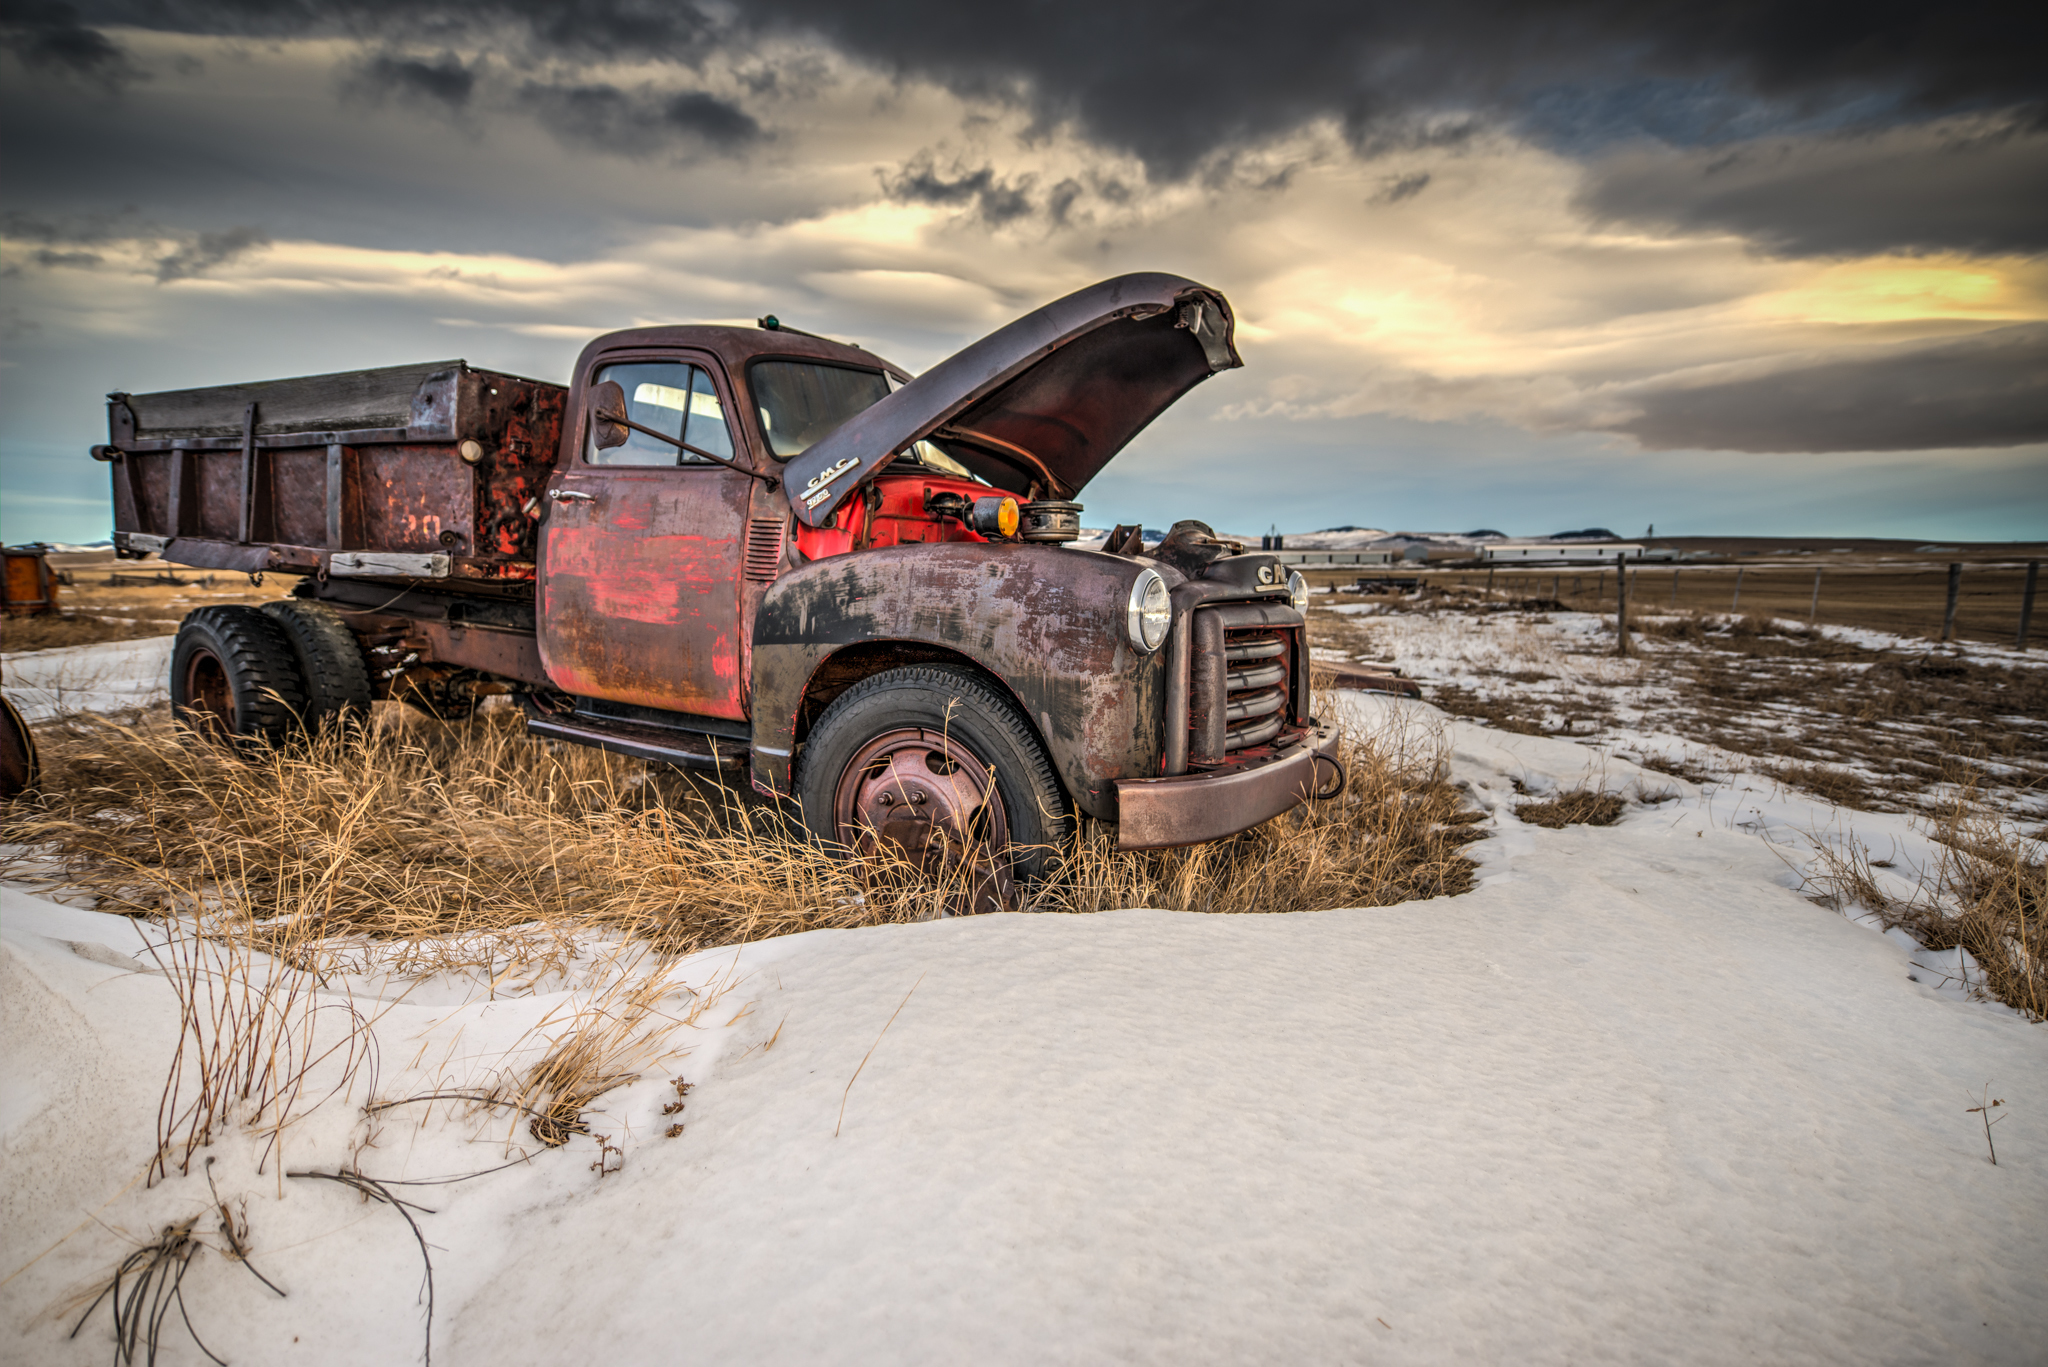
[585,361,737,467]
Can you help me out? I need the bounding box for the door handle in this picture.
[548,489,596,504]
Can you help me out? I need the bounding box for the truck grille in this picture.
[1221,628,1289,751]
[1186,605,1301,766]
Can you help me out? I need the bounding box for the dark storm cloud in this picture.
[516,78,760,155]
[662,90,760,148]
[1581,115,2048,256]
[358,50,476,107]
[3,210,269,278]
[1,0,137,85]
[153,225,268,279]
[1613,325,2048,453]
[882,155,1037,225]
[1373,172,1431,204]
[60,1,2048,173]
[718,0,2048,175]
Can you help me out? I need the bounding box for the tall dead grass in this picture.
[1,700,1478,978]
[1807,796,2046,1021]
[147,908,381,1183]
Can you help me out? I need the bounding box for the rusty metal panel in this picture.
[474,380,563,562]
[749,542,1166,819]
[196,451,241,541]
[159,539,271,573]
[1316,661,1422,697]
[1114,721,1339,850]
[1,550,58,615]
[326,445,362,549]
[108,453,140,535]
[406,620,549,686]
[781,273,1241,527]
[121,361,466,440]
[538,464,753,718]
[113,450,170,537]
[356,445,474,553]
[1188,608,1227,764]
[100,362,562,578]
[267,446,327,549]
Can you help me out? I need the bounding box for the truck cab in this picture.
[99,273,1341,896]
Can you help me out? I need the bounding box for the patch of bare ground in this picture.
[1639,614,2047,811]
[1348,600,2046,815]
[0,613,179,652]
[1513,789,1627,828]
[1635,752,1719,785]
[1426,683,1614,739]
[2,557,285,654]
[0,702,1479,973]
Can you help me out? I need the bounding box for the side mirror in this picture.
[590,380,629,450]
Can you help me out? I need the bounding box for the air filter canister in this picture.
[1019,500,1084,543]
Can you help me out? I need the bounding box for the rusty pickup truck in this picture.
[95,272,1341,886]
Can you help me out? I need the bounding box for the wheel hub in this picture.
[181,648,234,735]
[832,727,1014,912]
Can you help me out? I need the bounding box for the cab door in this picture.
[538,352,754,719]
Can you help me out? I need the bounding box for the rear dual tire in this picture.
[260,599,374,725]
[170,601,372,741]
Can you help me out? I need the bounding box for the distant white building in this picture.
[1480,543,1651,565]
[1266,549,1396,566]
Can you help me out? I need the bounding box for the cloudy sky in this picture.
[3,0,2044,543]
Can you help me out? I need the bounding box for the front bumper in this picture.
[1112,721,1343,851]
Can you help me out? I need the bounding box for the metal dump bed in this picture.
[99,361,565,588]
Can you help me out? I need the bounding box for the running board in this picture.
[523,711,748,772]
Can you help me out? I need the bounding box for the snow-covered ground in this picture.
[1312,600,2048,824]
[2,636,175,722]
[4,636,2045,1364]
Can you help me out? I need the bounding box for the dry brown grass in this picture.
[1514,789,1626,828]
[0,614,178,653]
[1761,759,1883,810]
[1048,714,1480,914]
[1,701,1480,980]
[1806,802,2047,1021]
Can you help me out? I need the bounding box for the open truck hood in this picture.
[782,272,1241,527]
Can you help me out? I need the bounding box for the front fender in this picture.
[750,542,1164,819]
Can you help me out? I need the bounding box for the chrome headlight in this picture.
[1288,570,1309,613]
[1127,569,1171,653]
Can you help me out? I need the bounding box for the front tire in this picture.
[170,606,308,742]
[797,665,1070,905]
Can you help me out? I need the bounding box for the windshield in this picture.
[750,360,890,459]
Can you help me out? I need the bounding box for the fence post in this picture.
[1487,565,1495,598]
[1942,562,1961,642]
[1615,553,1632,657]
[2019,560,2038,650]
[1732,566,1743,611]
[1670,567,1679,607]
[1809,567,1822,622]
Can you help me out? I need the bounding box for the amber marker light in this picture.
[971,495,1021,538]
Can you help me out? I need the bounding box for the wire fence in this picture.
[1336,560,2043,649]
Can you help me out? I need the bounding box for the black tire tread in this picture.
[171,605,309,740]
[261,599,374,724]
[797,664,1071,873]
